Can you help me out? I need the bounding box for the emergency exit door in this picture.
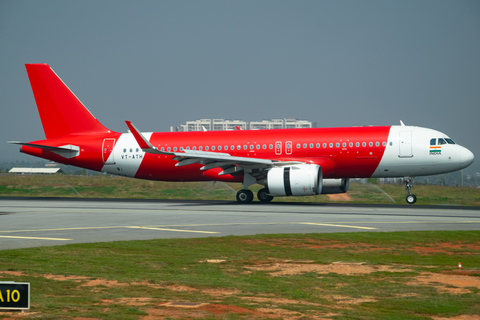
[102,138,115,164]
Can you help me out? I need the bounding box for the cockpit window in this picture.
[445,138,455,144]
[431,138,456,146]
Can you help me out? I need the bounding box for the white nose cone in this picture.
[460,147,474,168]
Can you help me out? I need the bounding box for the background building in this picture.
[170,118,315,132]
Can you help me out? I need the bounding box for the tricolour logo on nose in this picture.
[429,146,441,155]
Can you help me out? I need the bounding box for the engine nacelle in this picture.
[321,178,350,194]
[266,164,322,196]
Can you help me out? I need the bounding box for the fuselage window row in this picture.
[132,140,388,155]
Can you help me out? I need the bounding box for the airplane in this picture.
[8,64,475,204]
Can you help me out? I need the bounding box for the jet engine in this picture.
[321,178,350,194]
[265,164,322,196]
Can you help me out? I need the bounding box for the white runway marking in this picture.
[300,222,377,230]
[126,226,219,234]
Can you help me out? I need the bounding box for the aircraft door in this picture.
[102,138,115,164]
[285,141,292,155]
[275,141,282,155]
[399,131,413,158]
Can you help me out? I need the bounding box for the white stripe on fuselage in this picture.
[101,133,152,177]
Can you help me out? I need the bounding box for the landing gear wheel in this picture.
[257,188,274,203]
[406,194,417,204]
[236,189,254,204]
[403,177,417,204]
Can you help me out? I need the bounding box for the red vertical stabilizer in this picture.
[25,64,112,139]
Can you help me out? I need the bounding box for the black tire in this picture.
[257,188,274,203]
[236,189,254,204]
[406,194,417,204]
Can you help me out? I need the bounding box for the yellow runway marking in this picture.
[300,223,377,230]
[0,235,72,241]
[126,226,219,234]
[0,226,127,233]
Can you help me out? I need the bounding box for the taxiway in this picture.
[1,197,479,250]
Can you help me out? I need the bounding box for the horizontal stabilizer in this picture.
[8,141,80,158]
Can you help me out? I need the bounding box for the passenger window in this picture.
[180,147,184,151]
[174,147,177,152]
[375,142,379,147]
[355,142,359,147]
[230,145,234,150]
[129,148,133,152]
[256,144,260,149]
[250,145,254,150]
[161,147,164,151]
[243,145,247,150]
[309,143,313,148]
[237,145,241,150]
[204,146,208,151]
[123,148,126,153]
[430,138,436,146]
[438,138,446,145]
[323,143,327,148]
[263,144,267,149]
[349,142,353,147]
[342,142,346,147]
[212,146,215,151]
[329,143,333,148]
[362,142,366,147]
[167,147,171,152]
[303,143,307,148]
[296,143,300,148]
[382,141,386,146]
[193,147,196,151]
[369,142,373,147]
[336,143,340,148]
[199,146,203,151]
[269,144,273,149]
[316,143,320,148]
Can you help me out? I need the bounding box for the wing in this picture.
[125,121,301,178]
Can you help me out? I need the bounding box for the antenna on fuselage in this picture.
[400,120,406,126]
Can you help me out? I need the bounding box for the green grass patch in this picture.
[1,231,480,319]
[1,174,480,205]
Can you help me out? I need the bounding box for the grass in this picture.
[1,231,480,319]
[1,174,480,205]
[1,176,479,317]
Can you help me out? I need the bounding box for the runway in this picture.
[1,197,479,250]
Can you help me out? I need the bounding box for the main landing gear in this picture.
[236,188,274,204]
[403,177,417,204]
[236,189,254,203]
[257,188,274,203]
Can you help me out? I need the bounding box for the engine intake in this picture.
[266,164,322,196]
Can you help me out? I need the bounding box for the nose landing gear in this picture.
[404,177,417,204]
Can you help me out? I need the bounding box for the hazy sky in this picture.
[1,0,479,171]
